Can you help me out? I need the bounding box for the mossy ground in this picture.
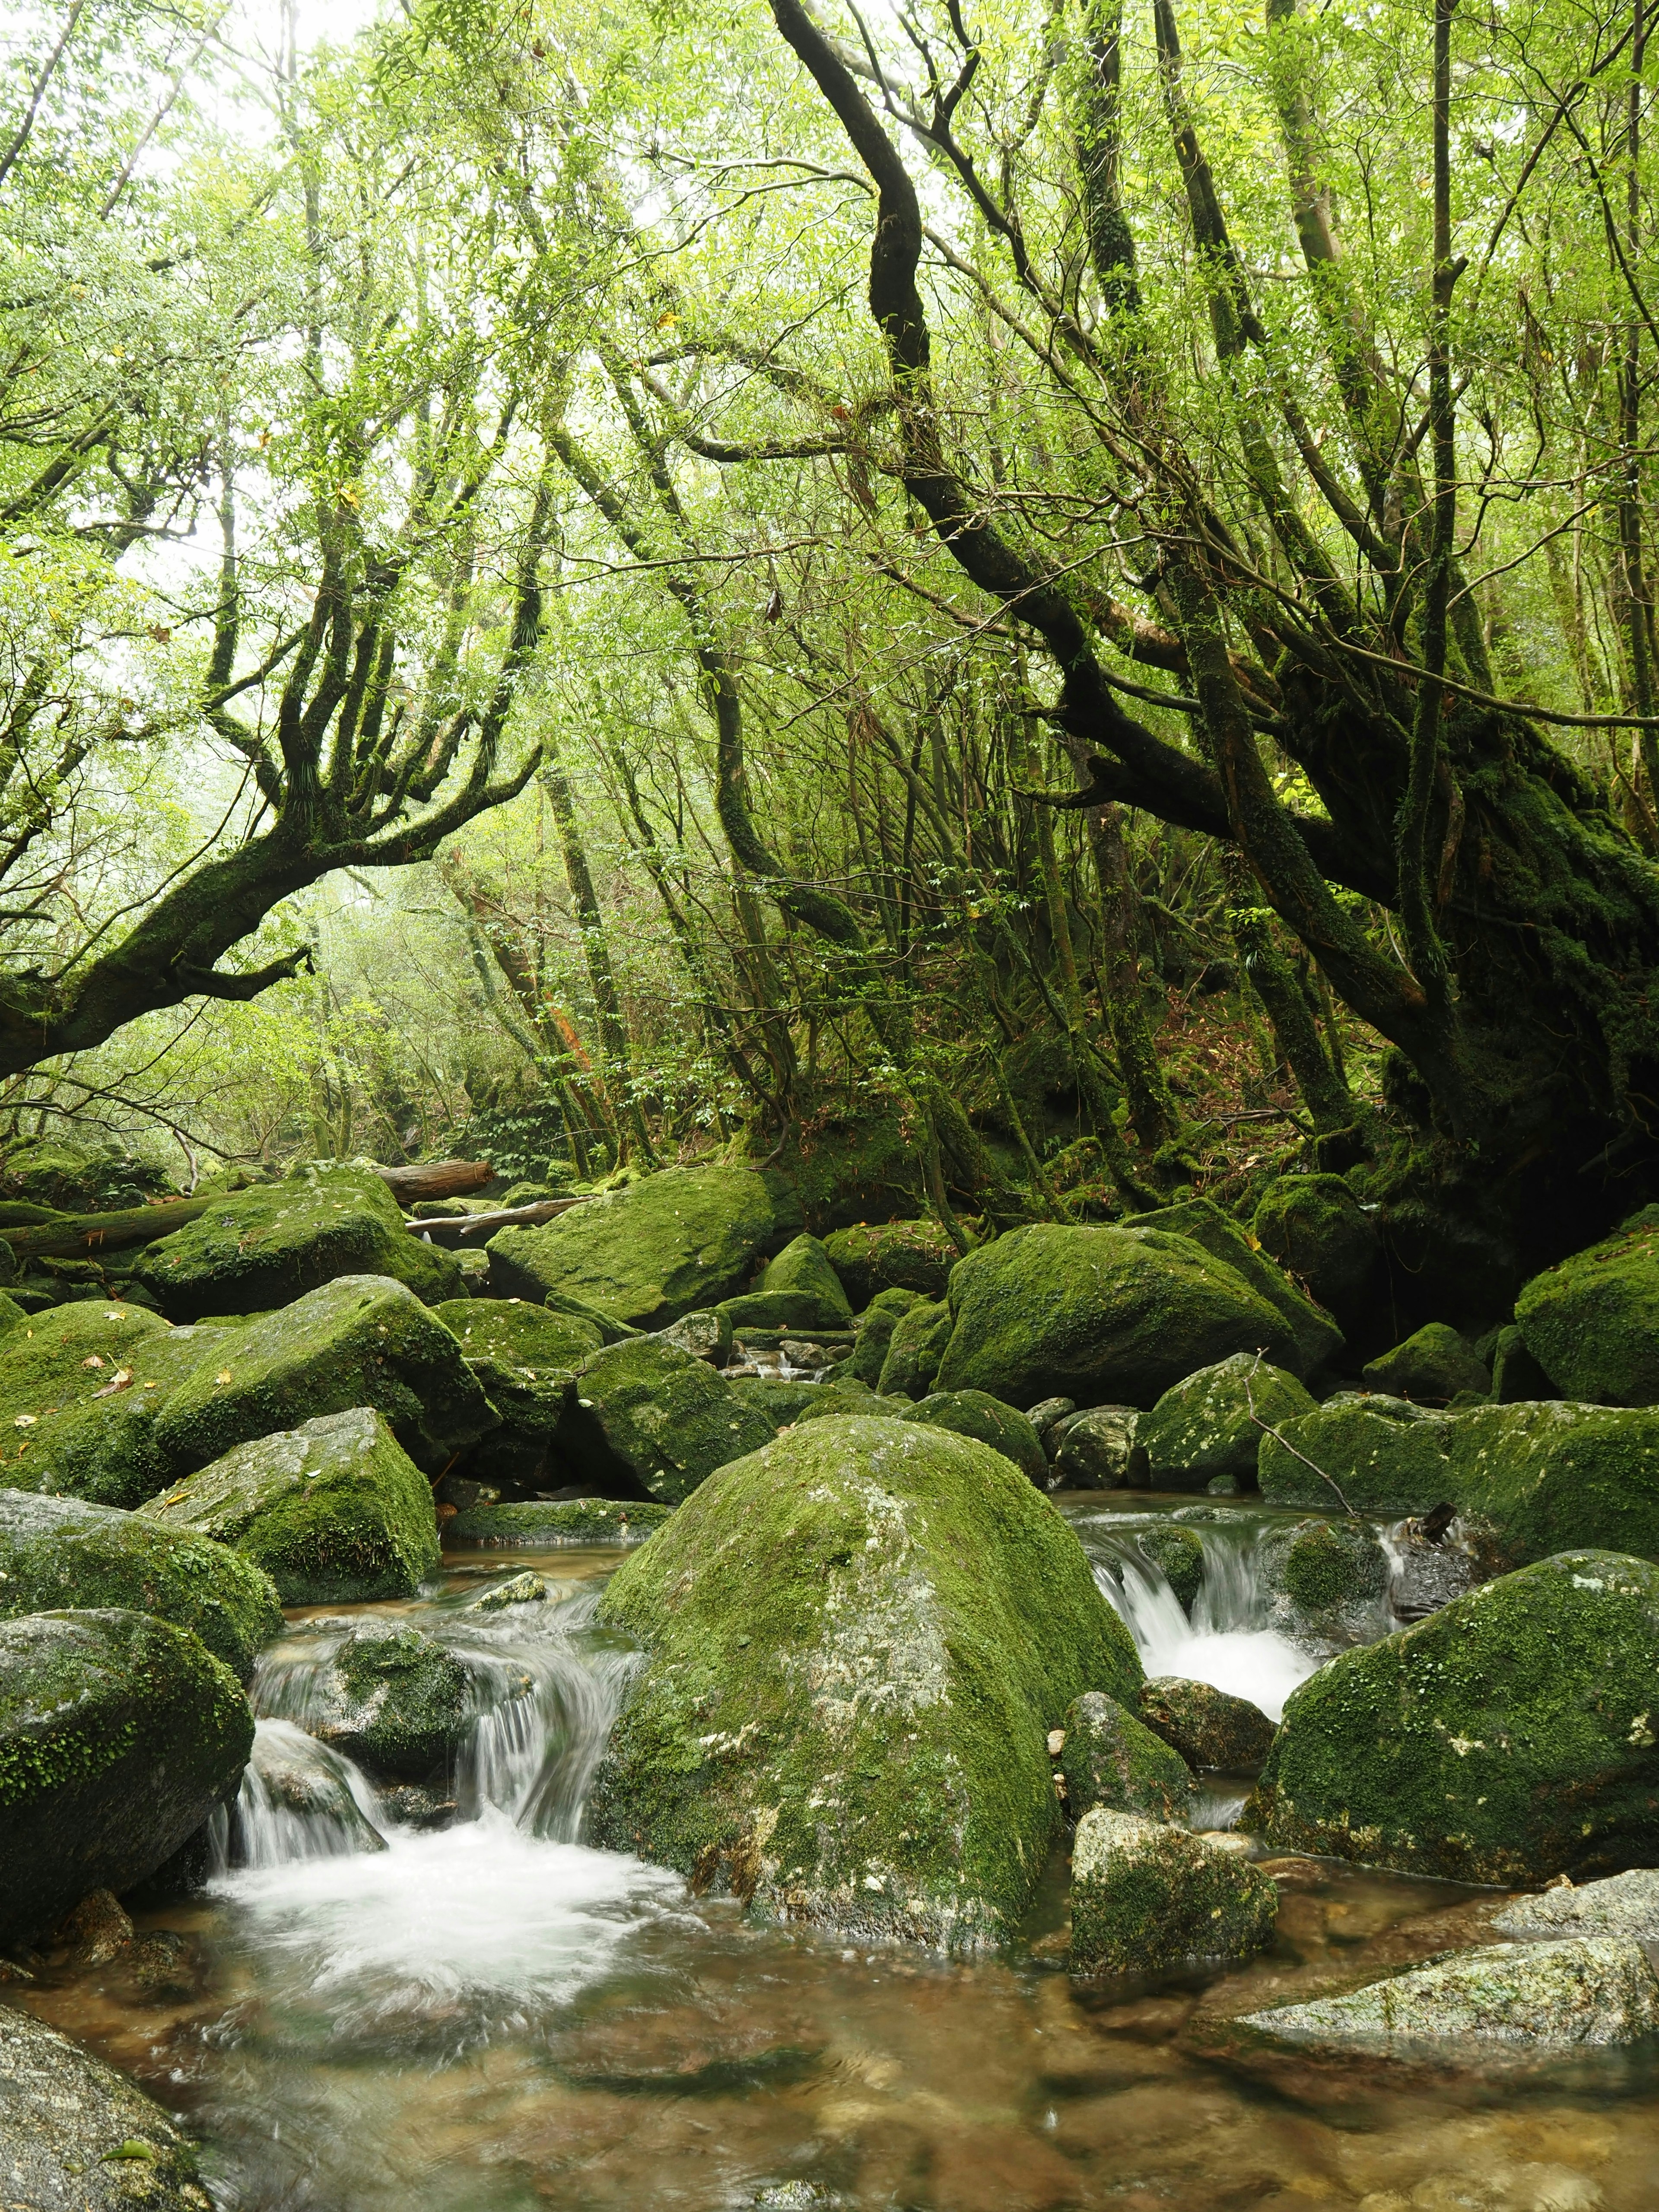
[588,1415,1141,1951]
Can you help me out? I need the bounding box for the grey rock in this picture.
[1139,1676,1274,1770]
[1494,1867,1659,1940]
[470,1569,548,1611]
[1051,1405,1140,1490]
[1029,1397,1077,1454]
[0,2000,211,2208]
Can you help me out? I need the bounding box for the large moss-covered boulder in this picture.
[487,1164,793,1328]
[899,1389,1047,1486]
[1059,1691,1195,1822]
[1251,1174,1383,1340]
[0,1491,280,1681]
[140,1405,441,1603]
[0,1608,252,1945]
[0,1139,171,1215]
[306,1625,473,1781]
[132,1164,461,1319]
[1124,1197,1344,1377]
[1257,1395,1454,1515]
[875,1296,953,1398]
[432,1296,597,1491]
[588,1415,1141,1950]
[1069,1809,1278,1975]
[152,1274,497,1476]
[0,2001,212,2210]
[823,1219,955,1307]
[1515,1205,1659,1405]
[718,1235,854,1336]
[1137,1354,1316,1493]
[558,1336,777,1505]
[1361,1322,1489,1403]
[1246,1550,1659,1882]
[934,1224,1302,1411]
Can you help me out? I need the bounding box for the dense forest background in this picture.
[6,0,1659,1319]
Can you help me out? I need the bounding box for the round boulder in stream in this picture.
[308,1625,474,1783]
[1139,1677,1275,1770]
[1259,1516,1392,1645]
[1137,1354,1315,1494]
[1069,1808,1278,1974]
[588,1414,1140,1950]
[1247,1549,1659,1882]
[0,2000,212,2209]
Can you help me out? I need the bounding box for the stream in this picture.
[15,1495,1659,2211]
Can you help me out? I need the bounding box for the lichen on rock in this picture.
[1068,1808,1277,1974]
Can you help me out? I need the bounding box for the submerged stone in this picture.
[0,1490,280,1681]
[1068,1809,1278,1975]
[1246,1549,1659,1882]
[1137,1354,1314,1493]
[588,1415,1140,1951]
[140,1406,441,1604]
[1060,1691,1195,1822]
[558,1336,777,1506]
[470,1570,547,1611]
[0,1608,252,1946]
[934,1224,1303,1411]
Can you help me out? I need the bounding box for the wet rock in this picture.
[1139,1677,1274,1769]
[1029,1396,1077,1452]
[1123,1196,1345,1378]
[434,1294,597,1490]
[488,1163,794,1328]
[444,1497,672,1545]
[1493,1866,1659,1939]
[1362,1322,1490,1404]
[121,1929,200,2001]
[1514,1204,1659,1405]
[1388,1516,1481,1620]
[0,1488,281,1680]
[1259,1516,1391,1644]
[1251,1173,1383,1343]
[1137,1354,1315,1494]
[1239,1937,1659,2056]
[1060,1691,1195,1821]
[557,1336,777,1506]
[140,1405,441,1604]
[1246,1549,1659,1882]
[875,1295,953,1398]
[1136,1524,1205,1609]
[719,1234,854,1336]
[470,1569,547,1611]
[1050,1405,1140,1490]
[0,1608,252,1946]
[898,1389,1047,1486]
[242,1718,384,1850]
[377,1781,458,1829]
[56,1888,133,1967]
[133,1163,460,1319]
[934,1223,1305,1412]
[589,1414,1140,1951]
[658,1308,733,1364]
[823,1219,956,1307]
[1068,1809,1278,1974]
[152,1274,497,1477]
[310,1624,473,1782]
[0,1999,211,2208]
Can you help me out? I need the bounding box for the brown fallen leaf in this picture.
[91,1367,133,1398]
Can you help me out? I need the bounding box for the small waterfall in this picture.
[223,1718,389,1870]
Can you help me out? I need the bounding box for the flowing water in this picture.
[14,1499,1659,2211]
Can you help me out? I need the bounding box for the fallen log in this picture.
[374,1159,494,1204]
[404,1195,594,1245]
[1,1197,213,1262]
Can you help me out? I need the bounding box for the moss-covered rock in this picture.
[444,1497,672,1545]
[1137,1354,1315,1494]
[790,1377,902,1425]
[823,1220,956,1307]
[153,1274,497,1476]
[558,1336,777,1505]
[658,1308,733,1364]
[842,1304,900,1387]
[487,1164,790,1328]
[899,1389,1047,1486]
[1124,1197,1344,1377]
[308,1626,472,1781]
[935,1224,1302,1411]
[1251,1174,1383,1340]
[132,1164,461,1319]
[1260,1516,1391,1643]
[0,1139,172,1215]
[0,1608,252,1945]
[721,1235,853,1335]
[1362,1322,1489,1403]
[1246,1550,1659,1881]
[728,1377,825,1430]
[0,1999,212,2209]
[0,1287,23,1336]
[1257,1395,1454,1515]
[0,1491,280,1681]
[1060,1691,1195,1821]
[588,1415,1141,1951]
[1136,1524,1205,1610]
[432,1294,594,1489]
[875,1297,953,1398]
[1138,1676,1274,1769]
[1490,1323,1553,1404]
[1068,1809,1278,1975]
[140,1406,440,1603]
[1238,1937,1659,2057]
[1050,1405,1140,1490]
[1514,1205,1659,1405]
[763,1107,924,1232]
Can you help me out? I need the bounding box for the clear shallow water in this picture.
[14,1511,1659,2211]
